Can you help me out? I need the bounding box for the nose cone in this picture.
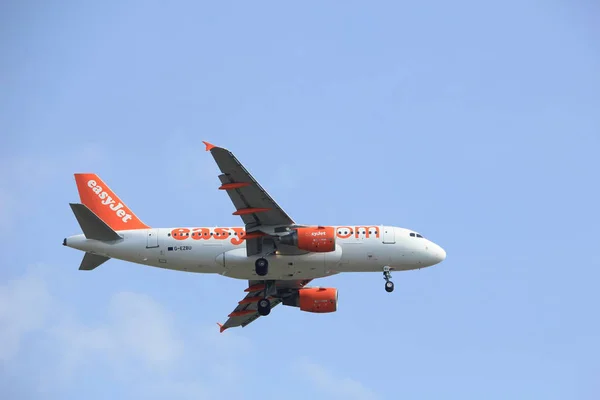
[436,245,447,262]
[429,242,446,265]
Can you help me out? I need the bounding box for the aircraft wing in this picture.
[218,279,312,332]
[203,141,296,256]
[203,141,294,229]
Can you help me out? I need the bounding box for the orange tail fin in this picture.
[74,173,149,231]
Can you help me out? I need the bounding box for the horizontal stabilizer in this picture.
[79,252,110,271]
[69,203,122,241]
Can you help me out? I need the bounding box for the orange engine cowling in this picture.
[298,287,338,313]
[279,226,336,252]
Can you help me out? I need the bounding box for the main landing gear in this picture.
[383,266,394,293]
[257,280,274,316]
[255,257,272,315]
[257,298,271,316]
[255,257,268,276]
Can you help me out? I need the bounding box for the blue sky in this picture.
[1,1,599,399]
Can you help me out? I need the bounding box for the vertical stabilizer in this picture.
[74,173,149,231]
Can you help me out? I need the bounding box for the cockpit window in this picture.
[416,234,423,238]
[410,233,415,237]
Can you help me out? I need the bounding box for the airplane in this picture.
[63,141,446,332]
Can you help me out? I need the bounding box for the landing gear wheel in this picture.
[383,266,394,293]
[385,281,395,293]
[255,258,268,276]
[257,298,271,316]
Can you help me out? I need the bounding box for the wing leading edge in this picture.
[203,141,295,229]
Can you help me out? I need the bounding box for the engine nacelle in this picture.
[279,226,336,252]
[298,287,338,313]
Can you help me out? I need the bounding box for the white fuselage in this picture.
[65,225,446,280]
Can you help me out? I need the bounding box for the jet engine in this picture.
[298,287,338,313]
[279,226,336,252]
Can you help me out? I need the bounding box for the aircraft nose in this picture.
[429,242,446,264]
[436,245,446,262]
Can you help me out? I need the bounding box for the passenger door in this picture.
[146,229,159,248]
[382,226,395,244]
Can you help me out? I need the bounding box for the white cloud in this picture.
[1,267,378,400]
[107,291,184,369]
[296,357,380,400]
[46,291,185,388]
[0,267,53,361]
[0,266,255,399]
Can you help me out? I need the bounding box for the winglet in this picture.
[217,322,227,333]
[203,141,216,151]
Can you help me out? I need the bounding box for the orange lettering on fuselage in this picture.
[191,227,210,240]
[214,227,230,240]
[336,226,353,239]
[169,225,381,245]
[326,226,381,239]
[354,226,380,239]
[230,228,245,245]
[171,228,190,241]
[170,227,245,245]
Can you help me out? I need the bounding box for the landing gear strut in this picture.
[257,280,273,316]
[255,257,268,276]
[255,256,272,314]
[383,266,394,293]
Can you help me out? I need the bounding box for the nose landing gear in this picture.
[383,266,394,293]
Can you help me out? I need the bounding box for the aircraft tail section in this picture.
[74,173,149,231]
